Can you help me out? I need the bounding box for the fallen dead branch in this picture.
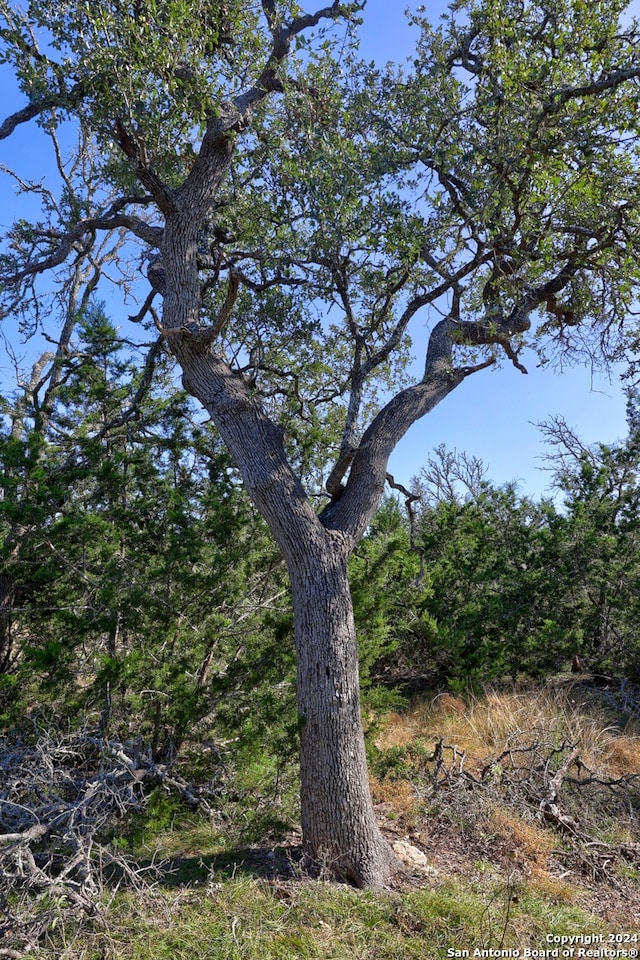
[403,734,640,883]
[538,745,582,835]
[0,723,221,957]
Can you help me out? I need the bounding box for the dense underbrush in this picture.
[1,682,638,959]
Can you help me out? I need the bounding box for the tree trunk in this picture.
[0,572,15,673]
[173,342,399,887]
[288,536,398,889]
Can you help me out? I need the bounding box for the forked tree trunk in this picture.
[156,79,471,886]
[288,537,398,888]
[173,341,399,888]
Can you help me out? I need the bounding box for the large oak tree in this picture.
[1,0,640,887]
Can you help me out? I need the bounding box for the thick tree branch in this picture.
[323,242,495,499]
[0,82,85,141]
[320,312,472,537]
[325,443,358,498]
[320,270,543,539]
[171,338,326,558]
[179,2,361,214]
[0,209,161,286]
[236,1,364,113]
[546,66,640,112]
[88,212,162,248]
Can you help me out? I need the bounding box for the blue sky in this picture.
[0,1,637,500]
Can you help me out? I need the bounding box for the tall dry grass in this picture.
[372,684,640,892]
[375,684,640,778]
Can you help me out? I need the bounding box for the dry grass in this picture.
[527,872,579,904]
[12,683,637,958]
[375,684,640,779]
[605,735,640,776]
[486,807,557,873]
[369,776,417,815]
[369,681,640,926]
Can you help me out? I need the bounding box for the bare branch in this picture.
[501,339,528,374]
[418,444,489,505]
[386,471,426,583]
[539,745,583,835]
[0,724,224,955]
[0,211,160,288]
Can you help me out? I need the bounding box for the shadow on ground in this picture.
[154,844,305,888]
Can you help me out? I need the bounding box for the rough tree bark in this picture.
[171,338,402,886]
[0,573,15,674]
[290,539,397,886]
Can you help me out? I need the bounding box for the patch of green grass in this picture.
[37,873,617,960]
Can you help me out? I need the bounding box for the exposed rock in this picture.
[392,839,438,876]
